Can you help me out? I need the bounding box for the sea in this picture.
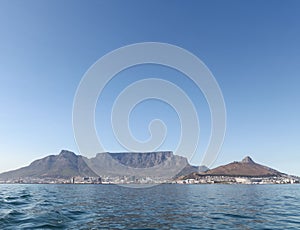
[0,184,299,229]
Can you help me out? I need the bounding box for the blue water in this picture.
[0,184,300,229]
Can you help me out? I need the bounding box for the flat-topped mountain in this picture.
[0,150,201,181]
[1,152,288,183]
[84,151,200,179]
[107,151,174,168]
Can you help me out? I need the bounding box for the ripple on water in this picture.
[224,213,254,219]
[0,184,299,229]
[5,196,20,201]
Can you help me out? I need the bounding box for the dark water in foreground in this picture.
[0,184,300,229]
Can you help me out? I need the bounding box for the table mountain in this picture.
[0,150,200,181]
[84,151,200,179]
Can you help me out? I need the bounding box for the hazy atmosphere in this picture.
[0,0,299,175]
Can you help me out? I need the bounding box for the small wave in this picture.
[20,194,32,199]
[5,196,18,200]
[8,210,23,216]
[68,210,87,215]
[223,213,253,219]
[26,223,66,229]
[5,200,28,206]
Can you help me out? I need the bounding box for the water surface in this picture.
[0,184,300,229]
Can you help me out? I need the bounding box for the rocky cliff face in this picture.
[107,151,173,168]
[85,151,194,179]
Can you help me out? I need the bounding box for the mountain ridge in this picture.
[0,150,202,181]
[0,151,291,182]
[0,150,98,180]
[181,156,284,180]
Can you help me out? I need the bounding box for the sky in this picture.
[0,0,299,175]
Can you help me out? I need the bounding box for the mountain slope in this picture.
[203,156,282,177]
[0,150,200,181]
[0,150,97,180]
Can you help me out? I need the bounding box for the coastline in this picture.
[1,175,299,185]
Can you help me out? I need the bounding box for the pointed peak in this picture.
[59,150,76,157]
[241,156,255,163]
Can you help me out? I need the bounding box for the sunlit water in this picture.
[0,184,299,229]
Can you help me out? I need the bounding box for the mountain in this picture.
[182,156,283,179]
[0,150,200,181]
[84,151,199,179]
[204,156,282,176]
[107,151,174,168]
[0,150,97,180]
[4,151,284,182]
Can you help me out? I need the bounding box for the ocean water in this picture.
[0,184,299,229]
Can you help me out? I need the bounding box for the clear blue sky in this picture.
[0,0,299,175]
